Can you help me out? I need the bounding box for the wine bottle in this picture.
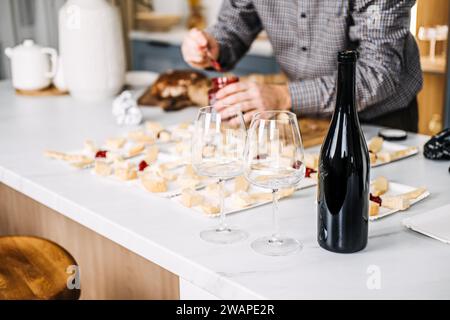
[317,50,370,253]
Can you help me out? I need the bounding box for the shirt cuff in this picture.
[288,79,327,116]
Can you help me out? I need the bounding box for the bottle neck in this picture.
[335,62,357,116]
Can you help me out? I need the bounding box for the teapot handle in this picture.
[42,47,58,79]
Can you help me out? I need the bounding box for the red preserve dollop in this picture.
[138,160,149,172]
[95,150,108,158]
[370,193,382,205]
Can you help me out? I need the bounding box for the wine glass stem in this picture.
[218,178,227,231]
[271,189,280,241]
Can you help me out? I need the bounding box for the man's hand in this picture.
[214,82,292,125]
[181,28,220,69]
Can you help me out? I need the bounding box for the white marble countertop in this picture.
[0,80,449,299]
[129,28,274,57]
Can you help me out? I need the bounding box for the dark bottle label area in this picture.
[317,50,370,254]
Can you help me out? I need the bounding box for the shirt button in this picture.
[302,47,308,52]
[301,13,307,18]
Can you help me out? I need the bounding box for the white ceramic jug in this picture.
[4,40,57,91]
[59,0,126,101]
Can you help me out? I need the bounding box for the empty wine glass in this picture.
[244,111,305,256]
[192,106,248,244]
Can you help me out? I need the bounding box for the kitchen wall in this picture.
[0,0,64,80]
[151,0,222,27]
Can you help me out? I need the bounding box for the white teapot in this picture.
[4,40,57,91]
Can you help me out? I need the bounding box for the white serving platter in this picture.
[371,141,418,167]
[172,177,318,217]
[370,181,430,221]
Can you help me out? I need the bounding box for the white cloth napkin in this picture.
[112,91,143,126]
[403,204,450,244]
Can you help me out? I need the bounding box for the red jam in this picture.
[208,76,239,105]
[95,150,108,158]
[138,160,149,172]
[305,167,317,178]
[370,193,382,205]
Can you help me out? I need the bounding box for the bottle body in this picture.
[317,51,370,253]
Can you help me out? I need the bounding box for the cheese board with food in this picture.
[172,176,318,217]
[369,176,430,220]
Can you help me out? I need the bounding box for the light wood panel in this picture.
[0,183,179,300]
[416,0,449,135]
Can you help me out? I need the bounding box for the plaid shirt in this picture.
[207,0,423,120]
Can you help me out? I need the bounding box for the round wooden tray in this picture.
[15,85,68,97]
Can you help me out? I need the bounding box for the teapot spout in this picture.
[4,48,12,58]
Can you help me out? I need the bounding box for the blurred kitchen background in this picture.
[0,0,449,134]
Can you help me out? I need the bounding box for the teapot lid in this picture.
[22,39,36,47]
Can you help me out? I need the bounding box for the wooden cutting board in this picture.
[299,117,330,148]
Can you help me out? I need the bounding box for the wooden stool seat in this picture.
[0,236,80,300]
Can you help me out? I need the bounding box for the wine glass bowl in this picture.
[244,111,305,256]
[192,106,248,244]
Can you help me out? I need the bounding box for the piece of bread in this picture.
[94,160,112,176]
[141,174,168,193]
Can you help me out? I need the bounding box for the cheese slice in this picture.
[251,192,273,202]
[145,121,164,135]
[127,143,145,157]
[369,152,377,165]
[368,136,384,153]
[44,150,67,160]
[106,137,126,150]
[84,140,98,154]
[180,188,203,208]
[279,188,295,198]
[128,130,155,144]
[304,153,319,171]
[176,177,200,189]
[369,201,380,216]
[234,176,250,192]
[230,191,254,208]
[381,196,410,210]
[371,176,389,196]
[70,157,94,169]
[390,147,418,161]
[200,202,220,215]
[205,183,230,197]
[114,161,137,181]
[157,130,172,142]
[63,154,89,163]
[145,145,159,162]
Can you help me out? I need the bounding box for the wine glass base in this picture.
[200,226,248,244]
[251,236,302,256]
